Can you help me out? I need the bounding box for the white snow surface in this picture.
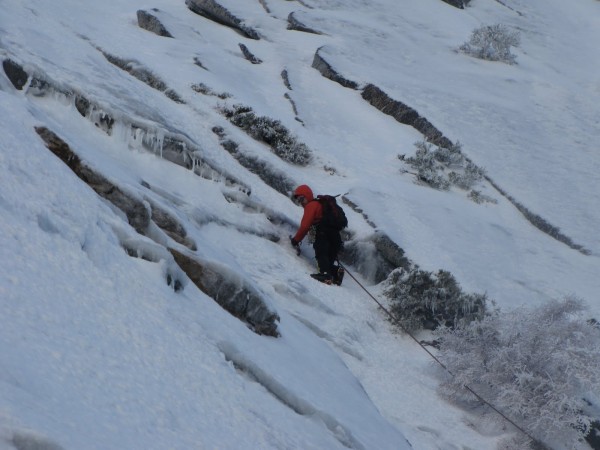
[1,0,599,449]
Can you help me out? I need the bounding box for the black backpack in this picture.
[316,195,348,231]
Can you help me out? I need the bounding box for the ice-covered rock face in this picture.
[35,126,151,236]
[35,125,279,336]
[342,231,411,283]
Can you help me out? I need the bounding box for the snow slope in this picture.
[1,0,599,449]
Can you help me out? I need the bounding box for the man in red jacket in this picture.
[290,184,344,285]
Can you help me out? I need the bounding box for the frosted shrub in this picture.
[448,162,485,190]
[222,105,312,166]
[383,267,488,332]
[468,189,497,204]
[435,297,600,447]
[404,141,451,190]
[191,83,231,99]
[460,24,520,64]
[402,141,485,194]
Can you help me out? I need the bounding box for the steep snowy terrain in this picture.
[1,0,599,449]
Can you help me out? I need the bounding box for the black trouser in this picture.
[313,226,342,275]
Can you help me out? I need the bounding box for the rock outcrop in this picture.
[136,9,173,37]
[239,43,262,64]
[440,0,471,9]
[169,248,280,336]
[287,12,322,34]
[3,59,29,90]
[213,127,295,196]
[35,126,151,235]
[311,47,359,90]
[309,50,453,148]
[361,84,453,149]
[101,51,185,104]
[185,0,260,40]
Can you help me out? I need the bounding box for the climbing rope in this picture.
[337,261,548,449]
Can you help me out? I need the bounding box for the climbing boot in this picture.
[310,272,333,285]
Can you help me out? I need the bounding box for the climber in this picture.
[290,184,345,286]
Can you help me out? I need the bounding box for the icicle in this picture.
[156,128,164,159]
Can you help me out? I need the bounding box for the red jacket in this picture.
[293,185,322,242]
